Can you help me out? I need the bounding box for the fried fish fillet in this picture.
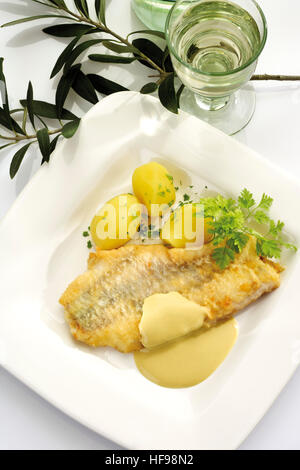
[60,237,282,352]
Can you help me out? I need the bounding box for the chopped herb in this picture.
[83,231,89,237]
[157,191,166,197]
[152,230,161,238]
[183,193,190,201]
[168,200,175,207]
[204,186,208,189]
[87,240,92,249]
[88,226,91,231]
[166,174,174,182]
[174,186,179,191]
[139,223,148,237]
[189,185,193,189]
[166,188,171,193]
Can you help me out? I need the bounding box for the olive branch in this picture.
[1,0,299,179]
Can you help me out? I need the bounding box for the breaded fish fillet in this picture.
[60,237,282,352]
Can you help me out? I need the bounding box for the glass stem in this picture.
[195,94,230,111]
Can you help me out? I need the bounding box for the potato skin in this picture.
[132,162,175,216]
[161,203,213,248]
[90,194,141,250]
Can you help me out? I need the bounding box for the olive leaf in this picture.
[37,127,51,163]
[63,39,104,71]
[127,30,166,40]
[89,54,136,64]
[158,74,178,114]
[51,36,81,78]
[49,134,61,153]
[10,143,32,179]
[1,57,79,179]
[140,83,158,94]
[48,0,67,7]
[0,107,25,135]
[0,108,11,129]
[95,0,106,25]
[26,81,35,130]
[61,119,81,138]
[132,38,164,69]
[0,59,26,135]
[162,47,174,73]
[0,143,14,151]
[56,64,81,118]
[72,70,98,104]
[0,57,12,129]
[19,100,78,120]
[87,74,129,95]
[1,15,72,28]
[43,23,94,37]
[102,41,135,54]
[176,84,185,108]
[74,0,89,18]
[31,0,59,8]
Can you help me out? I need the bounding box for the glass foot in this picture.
[179,86,256,135]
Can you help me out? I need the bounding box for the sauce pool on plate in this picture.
[135,317,238,389]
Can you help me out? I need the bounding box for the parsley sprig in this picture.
[200,188,297,270]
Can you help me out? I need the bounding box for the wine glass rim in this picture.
[165,0,268,77]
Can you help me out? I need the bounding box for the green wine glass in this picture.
[166,0,267,134]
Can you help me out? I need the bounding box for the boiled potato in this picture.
[90,194,142,250]
[132,162,176,216]
[161,203,213,248]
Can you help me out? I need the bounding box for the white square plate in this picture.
[0,91,300,450]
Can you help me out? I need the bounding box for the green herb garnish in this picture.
[82,231,89,237]
[87,240,92,249]
[183,193,190,201]
[200,188,297,270]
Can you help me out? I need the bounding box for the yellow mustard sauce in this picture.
[134,293,238,389]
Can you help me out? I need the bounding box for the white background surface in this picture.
[0,0,299,450]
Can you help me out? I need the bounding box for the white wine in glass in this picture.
[166,0,267,134]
